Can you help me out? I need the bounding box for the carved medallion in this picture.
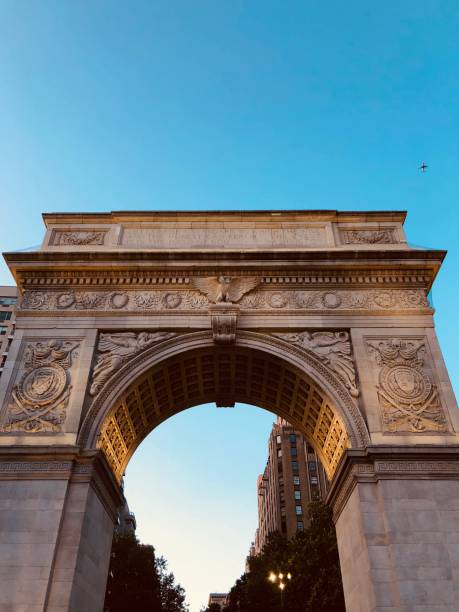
[1,340,79,433]
[269,292,287,308]
[367,338,448,433]
[163,293,182,309]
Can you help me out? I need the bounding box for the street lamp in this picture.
[267,570,292,609]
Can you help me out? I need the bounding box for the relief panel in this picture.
[340,228,397,245]
[19,288,430,313]
[366,337,449,434]
[0,339,80,433]
[51,230,107,246]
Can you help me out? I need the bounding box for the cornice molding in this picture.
[327,446,459,521]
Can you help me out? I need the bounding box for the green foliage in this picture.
[104,532,188,612]
[224,502,345,612]
[104,532,161,612]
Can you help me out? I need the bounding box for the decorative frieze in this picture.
[273,331,359,398]
[366,337,448,433]
[20,288,430,313]
[51,230,107,246]
[90,332,177,396]
[0,340,79,433]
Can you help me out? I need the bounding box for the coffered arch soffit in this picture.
[80,331,370,481]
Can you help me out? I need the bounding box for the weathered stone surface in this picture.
[0,209,457,611]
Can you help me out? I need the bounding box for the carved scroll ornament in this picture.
[367,338,448,433]
[1,340,79,433]
[90,332,176,396]
[273,331,359,398]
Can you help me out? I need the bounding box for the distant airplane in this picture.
[419,162,428,172]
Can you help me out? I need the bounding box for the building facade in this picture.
[0,286,17,379]
[208,593,228,608]
[254,417,329,554]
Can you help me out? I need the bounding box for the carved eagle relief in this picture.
[191,276,260,303]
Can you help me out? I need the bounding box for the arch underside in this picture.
[96,346,351,482]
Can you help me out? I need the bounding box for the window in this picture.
[289,434,297,443]
[295,505,302,515]
[294,490,301,500]
[308,461,317,472]
[293,476,300,485]
[310,477,318,485]
[307,443,314,453]
[0,312,12,321]
[291,461,299,472]
[290,447,297,457]
[276,435,282,444]
[277,449,282,457]
[0,327,6,335]
[297,521,304,531]
[0,297,16,307]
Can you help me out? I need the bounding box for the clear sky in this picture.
[1,2,459,610]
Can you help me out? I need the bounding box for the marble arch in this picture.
[0,209,458,612]
[80,331,370,481]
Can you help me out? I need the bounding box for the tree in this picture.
[104,532,189,612]
[157,555,189,612]
[104,532,161,612]
[223,501,345,612]
[201,604,223,612]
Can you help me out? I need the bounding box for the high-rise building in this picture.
[253,417,329,554]
[207,593,228,608]
[0,286,17,379]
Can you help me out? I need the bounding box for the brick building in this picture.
[253,417,329,554]
[0,286,17,379]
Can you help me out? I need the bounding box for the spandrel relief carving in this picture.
[366,338,448,433]
[90,332,176,396]
[0,340,79,433]
[273,331,359,398]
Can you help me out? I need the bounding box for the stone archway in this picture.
[80,331,370,481]
[0,209,458,612]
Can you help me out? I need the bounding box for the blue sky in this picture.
[1,2,458,610]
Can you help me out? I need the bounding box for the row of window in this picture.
[277,447,298,458]
[0,297,16,307]
[0,312,12,321]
